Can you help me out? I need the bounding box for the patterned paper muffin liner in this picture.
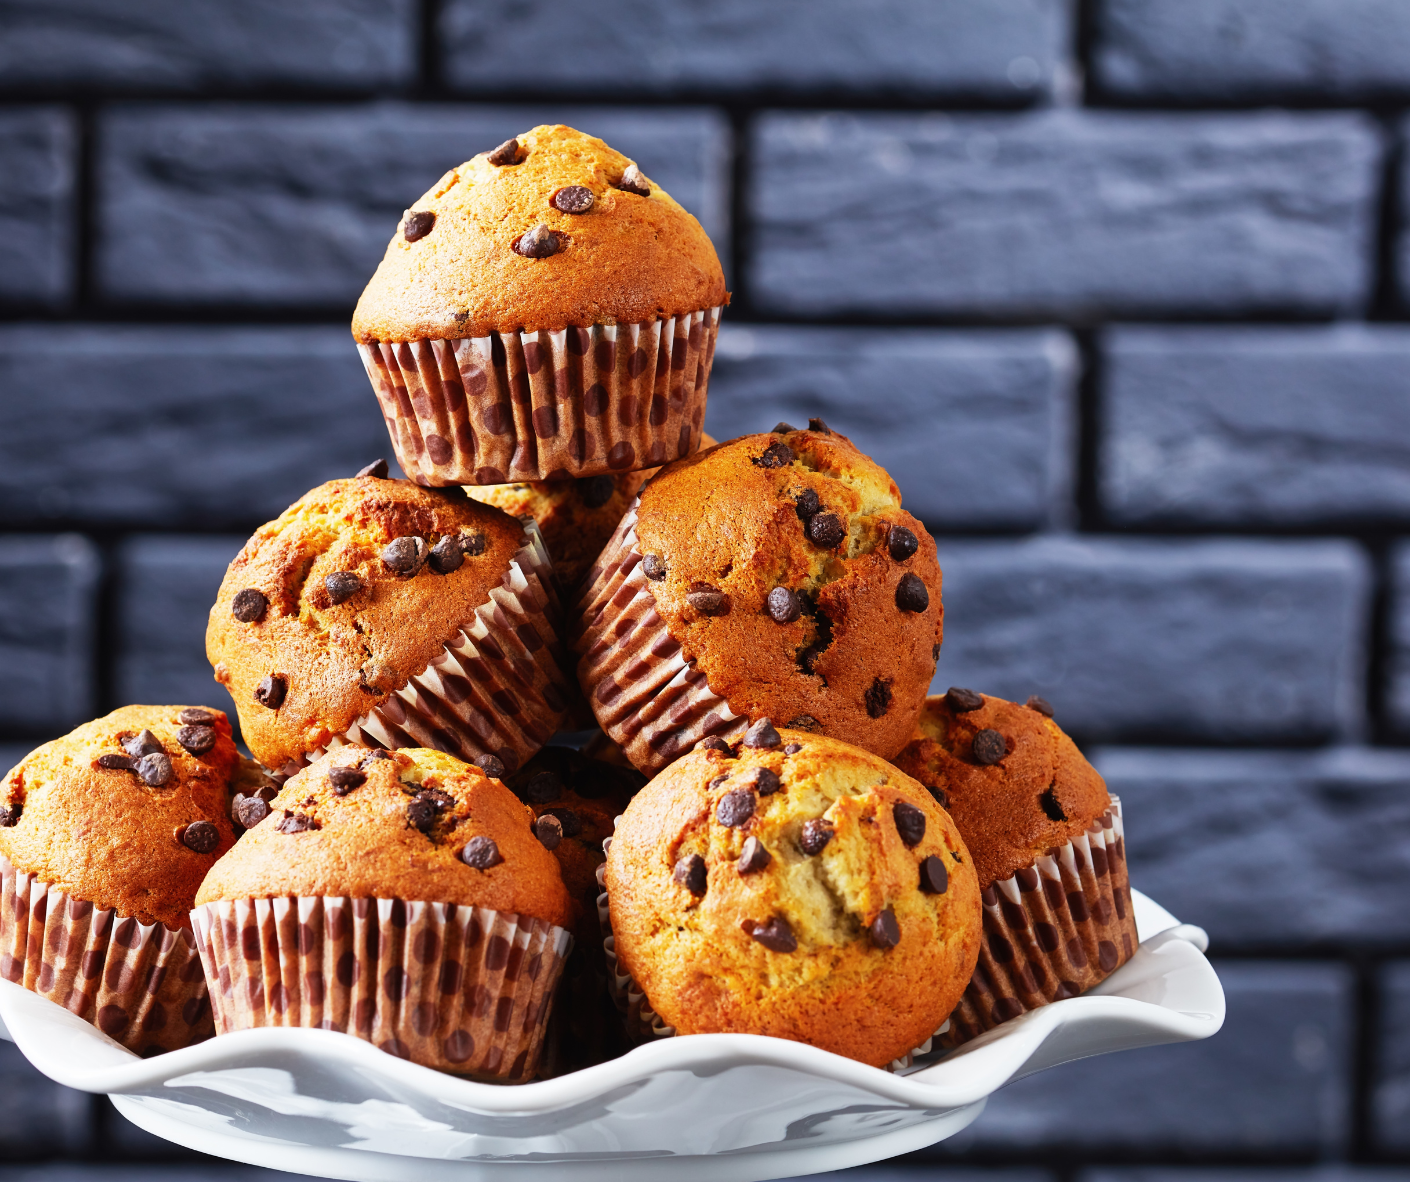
[572,500,749,774]
[941,796,1137,1047]
[358,307,723,486]
[192,895,571,1080]
[0,855,213,1056]
[270,519,573,783]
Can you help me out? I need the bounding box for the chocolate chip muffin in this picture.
[603,726,980,1068]
[574,423,944,774]
[892,691,1139,1043]
[353,125,728,485]
[193,746,573,1079]
[206,471,572,780]
[0,705,247,1054]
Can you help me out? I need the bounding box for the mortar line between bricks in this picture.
[72,100,97,312]
[417,0,440,98]
[1369,111,1405,322]
[726,104,754,316]
[1352,954,1379,1162]
[1365,540,1394,744]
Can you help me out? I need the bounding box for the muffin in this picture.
[0,705,246,1055]
[573,424,944,774]
[353,125,728,486]
[603,725,981,1067]
[193,746,573,1080]
[892,690,1139,1043]
[206,470,572,780]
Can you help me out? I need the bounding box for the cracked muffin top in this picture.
[352,124,727,343]
[196,746,573,930]
[628,424,944,762]
[892,691,1112,889]
[604,728,980,1066]
[206,474,529,772]
[0,705,249,929]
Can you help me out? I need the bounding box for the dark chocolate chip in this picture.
[181,821,220,854]
[786,715,819,732]
[750,767,781,796]
[716,790,755,828]
[403,211,435,242]
[382,536,428,576]
[869,908,900,949]
[553,185,594,214]
[176,725,216,755]
[737,836,771,875]
[919,855,949,894]
[687,583,730,616]
[615,164,650,195]
[232,794,271,828]
[476,753,506,780]
[460,532,487,557]
[134,752,173,787]
[578,475,615,509]
[766,586,801,624]
[533,814,563,850]
[361,749,394,766]
[808,417,832,435]
[784,743,803,754]
[255,674,287,710]
[356,458,389,479]
[747,916,796,953]
[972,729,1006,765]
[895,573,929,613]
[743,718,782,749]
[407,796,439,831]
[542,807,582,838]
[894,801,926,847]
[276,811,320,834]
[515,224,562,258]
[773,422,797,434]
[462,835,503,869]
[124,729,164,759]
[929,784,950,810]
[753,441,794,469]
[0,803,20,827]
[945,686,984,713]
[642,553,668,581]
[673,853,707,895]
[696,736,731,753]
[1026,695,1054,718]
[887,526,919,562]
[865,677,893,719]
[428,535,465,575]
[523,771,563,804]
[177,708,217,725]
[325,571,362,604]
[794,488,821,521]
[799,818,833,855]
[97,753,135,771]
[328,766,366,795]
[486,138,520,166]
[807,512,846,549]
[231,588,268,623]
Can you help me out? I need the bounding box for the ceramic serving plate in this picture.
[0,890,1221,1182]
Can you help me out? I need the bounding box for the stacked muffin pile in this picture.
[0,126,1138,1079]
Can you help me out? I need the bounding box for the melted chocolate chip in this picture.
[687,583,730,616]
[766,586,801,624]
[542,807,582,838]
[460,532,487,557]
[1040,787,1066,821]
[476,753,506,780]
[945,686,984,712]
[254,674,287,710]
[865,677,893,719]
[673,853,707,895]
[176,725,216,755]
[428,535,464,575]
[276,811,320,834]
[533,814,563,850]
[97,753,134,771]
[356,458,389,479]
[523,771,563,804]
[361,749,394,766]
[716,790,755,828]
[515,224,562,258]
[328,766,366,795]
[754,441,794,469]
[807,512,846,549]
[743,718,782,749]
[642,553,668,581]
[794,488,821,521]
[0,803,20,828]
[750,767,781,796]
[578,475,615,509]
[972,729,1006,766]
[737,836,771,875]
[696,736,731,753]
[869,908,900,949]
[325,571,361,604]
[232,794,271,828]
[799,818,833,855]
[808,417,832,435]
[383,536,428,576]
[746,916,796,953]
[895,573,929,613]
[123,730,164,759]
[1026,695,1054,717]
[773,421,797,434]
[403,211,435,242]
[919,855,949,894]
[894,801,926,847]
[553,185,594,214]
[486,138,520,166]
[462,835,503,869]
[784,742,803,754]
[231,588,268,623]
[178,708,217,725]
[887,526,919,562]
[615,164,650,195]
[181,821,220,854]
[134,752,173,787]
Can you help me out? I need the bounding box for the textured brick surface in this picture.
[1101,326,1410,526]
[1094,0,1410,99]
[707,326,1077,529]
[0,536,99,735]
[750,110,1379,319]
[933,962,1351,1154]
[1376,961,1410,1150]
[1095,746,1410,945]
[0,107,75,306]
[441,0,1067,99]
[931,536,1368,743]
[0,1041,91,1156]
[96,104,730,306]
[0,326,394,529]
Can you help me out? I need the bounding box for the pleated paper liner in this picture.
[192,896,571,1080]
[572,499,749,775]
[358,306,723,486]
[269,519,574,784]
[941,796,1138,1047]
[0,855,213,1056]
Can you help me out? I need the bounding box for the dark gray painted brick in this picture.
[1101,326,1410,527]
[0,1040,91,1156]
[1376,961,1410,1150]
[1094,746,1410,946]
[931,962,1351,1154]
[0,536,98,734]
[931,536,1368,742]
[750,110,1379,319]
[441,0,1068,100]
[707,326,1076,530]
[1094,0,1410,100]
[0,107,75,306]
[97,105,729,306]
[0,0,415,91]
[0,325,393,529]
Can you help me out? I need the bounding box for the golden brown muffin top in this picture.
[196,746,573,930]
[605,729,980,1066]
[206,475,527,770]
[0,705,244,929]
[892,692,1112,889]
[632,426,944,763]
[352,125,728,343]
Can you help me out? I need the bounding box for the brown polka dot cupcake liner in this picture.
[269,520,573,783]
[941,797,1138,1047]
[0,855,213,1056]
[572,499,749,774]
[191,895,571,1081]
[357,306,723,486]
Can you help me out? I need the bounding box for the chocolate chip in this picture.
[176,725,216,755]
[894,801,926,847]
[743,718,782,749]
[460,532,487,557]
[383,536,428,576]
[865,677,893,719]
[124,730,164,759]
[361,749,394,766]
[687,583,730,616]
[328,767,366,795]
[462,835,503,869]
[403,211,435,242]
[134,753,173,788]
[808,417,832,435]
[428,535,464,575]
[486,138,520,166]
[763,586,801,625]
[784,743,803,754]
[753,441,794,469]
[869,908,900,949]
[542,807,582,838]
[773,422,797,434]
[919,855,949,894]
[1040,787,1066,821]
[895,573,929,613]
[523,771,563,804]
[97,753,135,771]
[1026,695,1054,718]
[178,707,217,726]
[737,837,771,875]
[799,819,833,855]
[746,916,796,953]
[616,164,651,196]
[807,512,846,549]
[181,821,220,854]
[356,458,389,479]
[533,814,563,850]
[716,790,755,828]
[579,475,615,509]
[231,588,268,623]
[407,794,442,829]
[476,753,506,780]
[232,794,271,828]
[553,185,594,213]
[794,488,821,521]
[750,767,781,796]
[642,553,667,581]
[929,785,950,809]
[276,811,319,834]
[0,803,20,827]
[696,736,731,753]
[673,853,707,895]
[325,571,362,604]
[945,686,984,712]
[887,526,919,562]
[786,715,819,732]
[255,674,287,709]
[972,729,1006,765]
[515,224,562,258]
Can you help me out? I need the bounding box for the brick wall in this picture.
[2,2,1410,1179]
